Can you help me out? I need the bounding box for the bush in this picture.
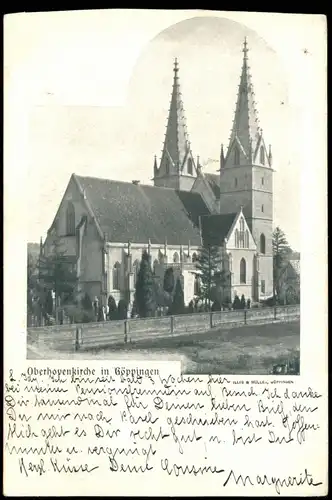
[269,350,300,375]
[222,300,232,311]
[233,295,241,310]
[188,300,194,313]
[64,305,95,324]
[261,296,277,307]
[131,300,138,318]
[81,292,93,311]
[211,300,221,311]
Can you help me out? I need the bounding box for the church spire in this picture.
[154,58,197,190]
[226,37,261,164]
[164,58,191,170]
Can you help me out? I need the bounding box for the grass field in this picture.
[28,320,300,375]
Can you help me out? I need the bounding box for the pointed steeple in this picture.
[153,155,158,175]
[220,144,225,169]
[164,58,190,169]
[154,58,197,190]
[226,38,261,163]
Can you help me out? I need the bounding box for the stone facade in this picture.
[104,242,200,306]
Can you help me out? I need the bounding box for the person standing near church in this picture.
[93,296,99,321]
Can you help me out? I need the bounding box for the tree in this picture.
[117,299,128,320]
[27,252,38,291]
[108,295,117,320]
[45,290,54,316]
[154,280,172,314]
[38,238,78,320]
[194,244,221,307]
[27,246,41,318]
[169,278,185,315]
[272,227,292,302]
[210,270,230,306]
[135,250,156,317]
[163,267,175,294]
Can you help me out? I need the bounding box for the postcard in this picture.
[3,9,328,496]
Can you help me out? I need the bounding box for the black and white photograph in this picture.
[24,12,303,374]
[4,10,328,498]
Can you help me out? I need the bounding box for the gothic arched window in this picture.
[192,252,198,263]
[187,158,193,175]
[173,252,179,263]
[260,234,266,254]
[235,229,239,248]
[245,230,249,248]
[240,258,246,284]
[260,146,265,165]
[239,217,245,248]
[194,275,201,296]
[113,262,121,290]
[234,147,240,165]
[66,202,75,236]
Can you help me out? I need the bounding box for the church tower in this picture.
[153,58,198,191]
[219,38,274,298]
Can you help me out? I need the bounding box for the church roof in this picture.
[204,173,220,198]
[200,213,237,247]
[75,175,210,245]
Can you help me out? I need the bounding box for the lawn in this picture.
[28,320,300,375]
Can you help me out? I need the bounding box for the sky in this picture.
[4,10,327,251]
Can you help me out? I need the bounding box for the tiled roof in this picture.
[200,213,237,246]
[204,173,220,198]
[76,175,210,245]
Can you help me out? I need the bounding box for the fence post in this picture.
[244,309,247,325]
[124,320,128,344]
[75,326,80,352]
[170,316,174,334]
[210,311,213,329]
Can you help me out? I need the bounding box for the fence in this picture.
[27,305,300,353]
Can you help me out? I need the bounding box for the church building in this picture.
[42,39,274,308]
